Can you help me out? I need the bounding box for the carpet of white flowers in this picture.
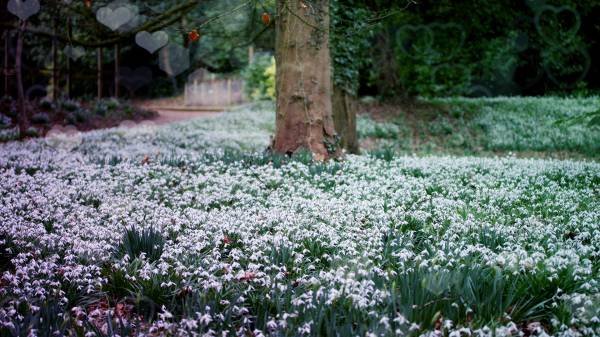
[0,104,599,337]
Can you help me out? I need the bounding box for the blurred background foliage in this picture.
[2,0,600,99]
[364,0,600,98]
[243,53,275,101]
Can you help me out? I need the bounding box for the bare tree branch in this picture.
[0,0,199,48]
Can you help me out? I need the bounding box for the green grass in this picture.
[359,96,600,159]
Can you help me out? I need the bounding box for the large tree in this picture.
[330,1,372,155]
[271,0,406,158]
[4,0,397,151]
[271,0,338,160]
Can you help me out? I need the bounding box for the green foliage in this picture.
[15,0,279,99]
[243,53,276,101]
[0,235,17,273]
[384,265,556,330]
[0,298,73,337]
[114,227,165,263]
[331,1,374,95]
[357,115,401,139]
[59,99,81,113]
[368,1,600,97]
[391,19,518,96]
[369,145,396,162]
[359,96,600,158]
[194,0,274,73]
[66,111,89,125]
[31,113,51,125]
[24,127,40,138]
[555,108,600,128]
[93,99,119,117]
[0,97,157,142]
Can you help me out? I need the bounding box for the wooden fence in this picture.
[184,78,246,107]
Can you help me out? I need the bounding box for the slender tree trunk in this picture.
[272,0,337,160]
[3,30,9,97]
[332,86,359,154]
[52,19,58,101]
[66,20,72,98]
[114,44,120,98]
[3,29,10,96]
[66,56,71,98]
[97,47,103,99]
[16,21,26,137]
[248,45,254,64]
[181,16,189,48]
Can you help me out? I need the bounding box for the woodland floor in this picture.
[358,96,600,160]
[0,99,598,336]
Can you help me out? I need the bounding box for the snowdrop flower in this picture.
[0,105,598,336]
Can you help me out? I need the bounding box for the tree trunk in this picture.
[248,45,254,64]
[52,19,58,101]
[97,47,103,99]
[66,20,72,98]
[3,30,9,97]
[16,21,26,137]
[332,86,359,154]
[272,0,337,160]
[182,19,189,48]
[114,44,120,98]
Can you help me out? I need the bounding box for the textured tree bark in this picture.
[332,86,359,154]
[16,21,26,137]
[272,0,337,160]
[97,47,103,99]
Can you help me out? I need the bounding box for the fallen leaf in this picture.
[240,271,256,282]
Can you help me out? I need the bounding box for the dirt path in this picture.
[132,98,227,126]
[150,108,222,125]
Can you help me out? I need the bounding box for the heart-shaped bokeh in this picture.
[159,43,190,77]
[7,0,40,21]
[96,6,134,31]
[110,2,142,32]
[535,5,580,46]
[119,66,152,92]
[513,32,529,52]
[135,31,169,54]
[525,0,545,11]
[63,46,85,61]
[25,84,47,100]
[397,24,434,59]
[468,85,493,97]
[119,13,146,32]
[513,54,545,89]
[429,22,466,60]
[542,46,590,87]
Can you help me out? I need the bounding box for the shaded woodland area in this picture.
[0,1,599,336]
